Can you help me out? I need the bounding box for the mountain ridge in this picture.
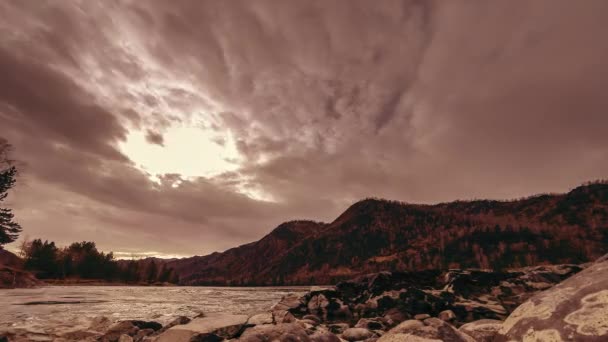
[165,181,608,285]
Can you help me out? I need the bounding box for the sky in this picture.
[1,0,607,258]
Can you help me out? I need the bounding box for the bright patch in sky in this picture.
[119,126,242,179]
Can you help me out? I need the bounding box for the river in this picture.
[0,286,310,340]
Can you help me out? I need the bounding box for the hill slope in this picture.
[169,182,608,285]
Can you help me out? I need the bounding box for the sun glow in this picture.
[119,125,242,179]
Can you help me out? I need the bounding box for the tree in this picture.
[0,165,21,246]
[158,265,174,283]
[145,260,158,283]
[0,140,21,246]
[24,239,59,278]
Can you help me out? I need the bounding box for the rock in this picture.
[273,310,297,323]
[101,321,140,342]
[382,309,409,327]
[238,323,309,342]
[308,294,331,314]
[329,299,352,319]
[131,321,162,332]
[134,329,155,341]
[248,313,274,325]
[438,310,456,322]
[156,314,248,342]
[310,331,341,342]
[290,265,586,336]
[118,335,134,342]
[303,315,322,324]
[89,316,113,333]
[377,319,475,342]
[60,330,101,341]
[158,316,192,333]
[300,319,320,327]
[328,323,350,334]
[273,293,304,311]
[496,255,608,341]
[355,318,386,331]
[342,328,375,341]
[451,296,507,322]
[458,319,502,342]
[413,314,430,321]
[190,334,224,342]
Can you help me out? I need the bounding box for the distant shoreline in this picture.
[41,279,178,287]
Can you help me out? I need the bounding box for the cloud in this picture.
[144,130,165,146]
[0,0,607,256]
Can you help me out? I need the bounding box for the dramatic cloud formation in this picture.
[1,0,607,257]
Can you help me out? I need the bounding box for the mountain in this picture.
[168,181,608,285]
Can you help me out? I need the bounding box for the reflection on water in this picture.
[0,286,309,337]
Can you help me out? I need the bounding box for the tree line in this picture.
[20,238,179,284]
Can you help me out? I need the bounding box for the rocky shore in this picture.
[2,256,607,342]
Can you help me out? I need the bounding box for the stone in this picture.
[376,319,475,342]
[303,315,322,324]
[342,328,375,342]
[308,294,330,312]
[300,319,320,327]
[496,255,608,341]
[328,323,350,335]
[156,314,248,342]
[131,321,162,332]
[60,330,101,341]
[238,323,310,342]
[383,309,409,327]
[190,334,223,342]
[273,310,297,323]
[273,294,304,311]
[355,318,386,331]
[248,313,274,325]
[101,321,140,342]
[89,316,113,333]
[134,329,155,341]
[118,335,134,342]
[158,316,192,333]
[329,299,353,319]
[413,314,430,321]
[438,310,456,322]
[458,319,502,342]
[310,331,341,342]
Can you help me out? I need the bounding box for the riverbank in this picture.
[0,265,43,289]
[3,256,607,341]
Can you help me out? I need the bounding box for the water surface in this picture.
[0,286,309,338]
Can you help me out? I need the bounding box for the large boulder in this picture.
[248,313,274,326]
[377,318,475,342]
[496,255,608,341]
[273,310,297,323]
[157,316,192,334]
[342,328,376,341]
[156,314,248,342]
[238,323,310,342]
[310,331,341,342]
[100,320,161,342]
[457,319,502,342]
[273,293,305,312]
